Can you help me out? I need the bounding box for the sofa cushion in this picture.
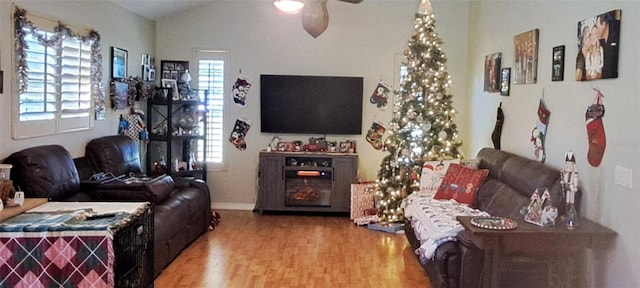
[85,136,142,177]
[4,145,81,200]
[434,164,489,205]
[419,159,460,196]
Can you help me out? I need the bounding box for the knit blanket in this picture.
[402,193,489,264]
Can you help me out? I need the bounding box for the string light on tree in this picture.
[374,0,463,222]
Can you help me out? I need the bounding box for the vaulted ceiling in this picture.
[109,0,214,20]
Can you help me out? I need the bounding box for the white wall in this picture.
[466,1,640,287]
[155,0,470,210]
[0,0,155,159]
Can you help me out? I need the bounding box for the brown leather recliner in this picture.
[5,135,212,278]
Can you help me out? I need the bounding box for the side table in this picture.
[457,216,616,288]
[0,198,47,221]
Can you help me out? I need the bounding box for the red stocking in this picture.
[586,89,606,167]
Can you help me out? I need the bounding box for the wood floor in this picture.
[154,210,432,288]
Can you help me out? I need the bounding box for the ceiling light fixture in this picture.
[273,0,305,14]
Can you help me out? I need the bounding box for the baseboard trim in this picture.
[212,202,256,211]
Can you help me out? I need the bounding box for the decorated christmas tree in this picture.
[374,0,463,222]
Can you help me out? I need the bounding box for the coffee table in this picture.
[0,198,47,221]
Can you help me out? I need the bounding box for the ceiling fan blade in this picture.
[336,0,364,3]
[302,0,329,38]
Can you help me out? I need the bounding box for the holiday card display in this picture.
[366,121,386,150]
[232,75,252,108]
[531,96,550,163]
[369,81,391,109]
[523,188,558,227]
[586,88,606,167]
[229,119,251,150]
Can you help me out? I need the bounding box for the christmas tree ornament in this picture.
[531,95,550,163]
[586,88,606,167]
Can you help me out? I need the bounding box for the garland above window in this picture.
[14,6,105,118]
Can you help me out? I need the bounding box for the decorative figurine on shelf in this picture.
[523,187,558,226]
[561,151,579,229]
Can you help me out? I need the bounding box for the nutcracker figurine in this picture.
[560,152,579,229]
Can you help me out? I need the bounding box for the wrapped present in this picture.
[350,182,375,220]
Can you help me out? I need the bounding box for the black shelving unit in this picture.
[146,87,208,182]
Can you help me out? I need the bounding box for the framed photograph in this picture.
[111,47,127,80]
[552,46,565,81]
[483,52,502,93]
[161,79,179,100]
[513,29,539,84]
[575,10,621,81]
[111,80,128,109]
[500,68,511,96]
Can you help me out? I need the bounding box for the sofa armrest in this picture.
[456,230,485,288]
[432,241,461,288]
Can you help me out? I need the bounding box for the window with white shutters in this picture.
[195,50,227,170]
[14,7,100,139]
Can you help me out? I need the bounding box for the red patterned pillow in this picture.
[433,163,489,205]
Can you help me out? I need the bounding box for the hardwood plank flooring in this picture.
[154,210,432,288]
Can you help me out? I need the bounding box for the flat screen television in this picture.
[260,74,363,135]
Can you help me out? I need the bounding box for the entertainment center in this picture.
[257,151,358,214]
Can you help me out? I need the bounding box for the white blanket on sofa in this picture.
[401,193,489,263]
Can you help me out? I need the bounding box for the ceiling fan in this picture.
[275,0,364,38]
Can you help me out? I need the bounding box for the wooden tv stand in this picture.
[257,151,358,214]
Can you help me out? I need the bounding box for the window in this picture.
[195,50,228,170]
[13,7,102,139]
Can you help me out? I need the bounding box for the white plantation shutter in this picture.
[14,9,94,138]
[195,50,227,170]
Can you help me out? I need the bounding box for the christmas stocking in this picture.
[531,97,550,163]
[232,75,252,108]
[491,102,504,150]
[366,121,386,150]
[586,89,606,167]
[229,119,251,150]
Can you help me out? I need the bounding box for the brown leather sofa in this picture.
[4,135,212,278]
[404,147,580,288]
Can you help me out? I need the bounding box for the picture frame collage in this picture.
[484,9,621,96]
[141,53,156,82]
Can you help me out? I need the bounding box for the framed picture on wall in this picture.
[513,29,539,84]
[500,68,511,96]
[483,52,502,93]
[575,10,621,81]
[552,45,565,81]
[111,47,127,80]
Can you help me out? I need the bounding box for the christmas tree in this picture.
[374,0,463,222]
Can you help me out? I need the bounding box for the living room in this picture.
[0,0,638,287]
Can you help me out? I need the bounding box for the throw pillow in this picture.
[419,159,461,196]
[433,163,489,205]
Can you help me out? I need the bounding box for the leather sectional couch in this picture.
[4,135,212,278]
[404,147,580,288]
